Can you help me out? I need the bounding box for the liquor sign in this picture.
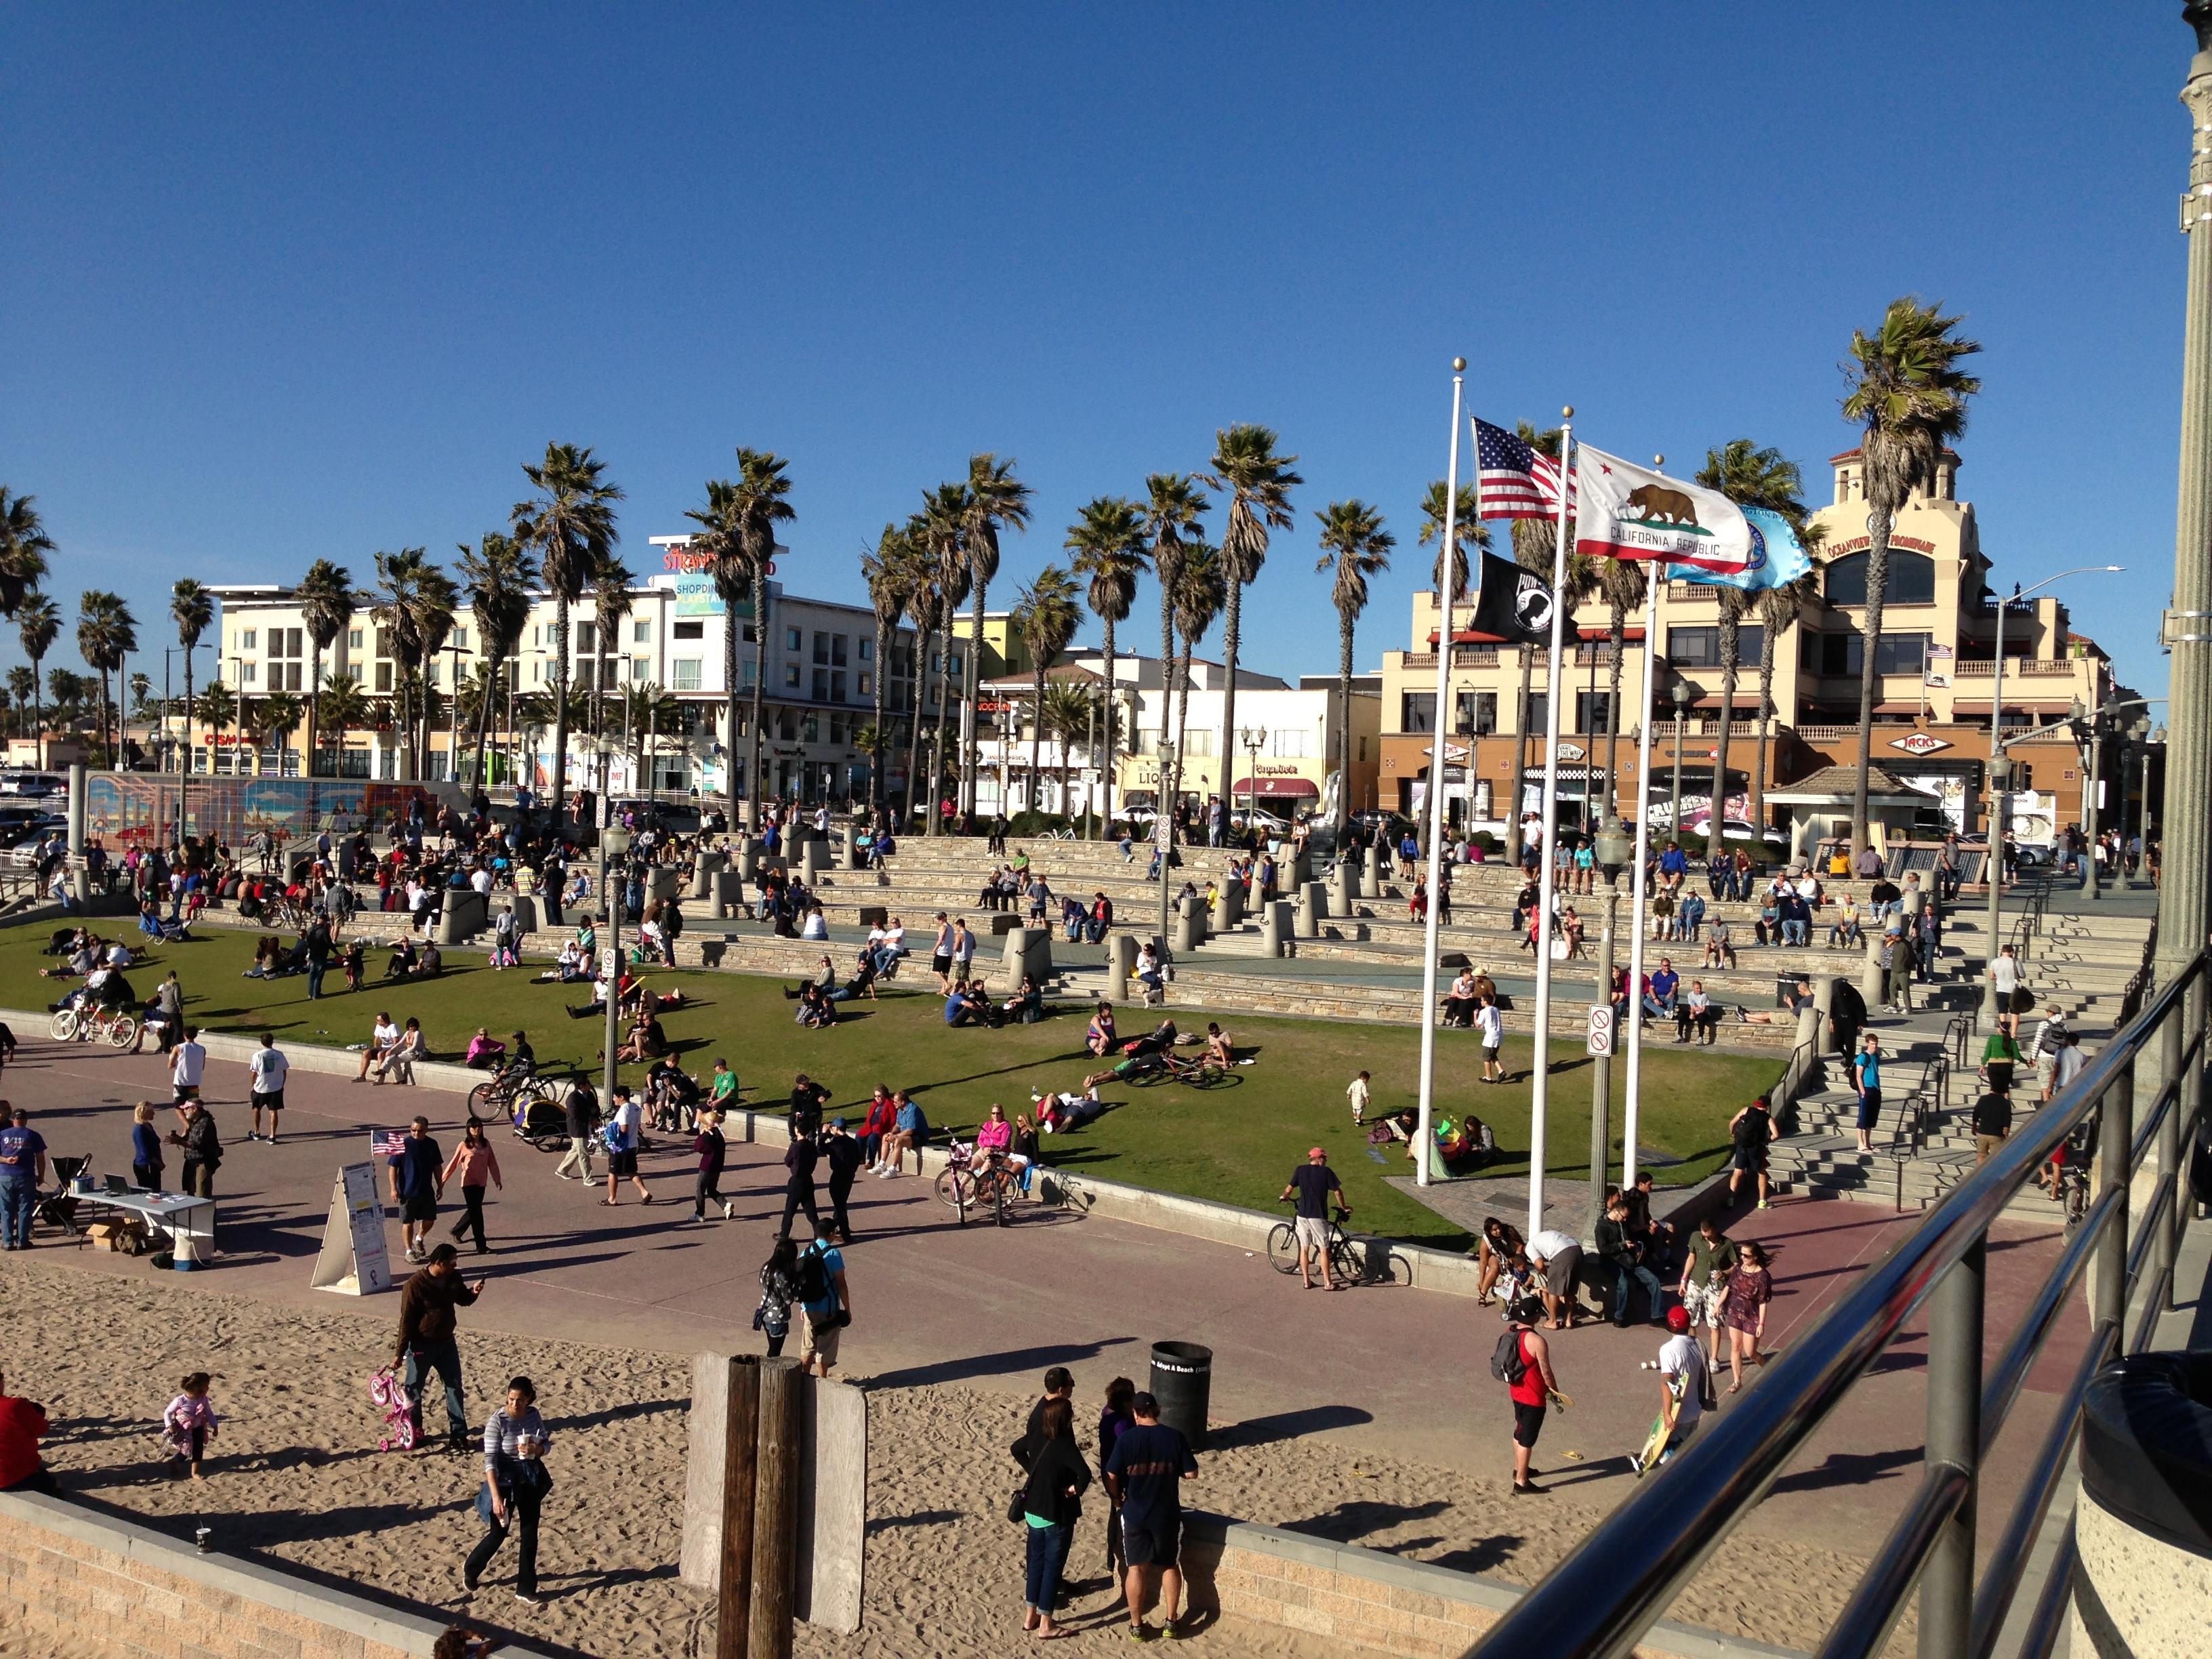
[1586,1004,1615,1058]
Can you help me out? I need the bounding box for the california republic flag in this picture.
[1572,444,1754,575]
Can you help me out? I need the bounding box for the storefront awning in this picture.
[1232,775,1320,799]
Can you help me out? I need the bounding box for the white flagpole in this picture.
[1622,513,1662,1195]
[1414,359,1467,1187]
[1525,406,1574,1241]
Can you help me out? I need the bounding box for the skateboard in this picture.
[1634,1376,1686,1477]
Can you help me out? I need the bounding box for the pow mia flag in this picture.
[1469,550,1553,643]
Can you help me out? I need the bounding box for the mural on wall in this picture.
[83,775,441,854]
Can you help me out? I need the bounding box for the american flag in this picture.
[369,1129,409,1160]
[1473,417,1572,520]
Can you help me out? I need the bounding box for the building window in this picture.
[832,635,848,666]
[674,619,703,640]
[857,670,872,698]
[1454,691,1497,735]
[829,715,846,745]
[576,621,596,654]
[1575,691,1613,735]
[813,668,830,701]
[1526,692,1547,733]
[1270,729,1309,758]
[786,626,802,652]
[634,620,651,644]
[1824,550,1937,608]
[858,638,872,661]
[785,663,801,689]
[1666,625,1765,669]
[802,713,821,744]
[813,631,830,665]
[451,626,469,650]
[375,663,392,693]
[348,628,364,651]
[1400,693,1436,733]
[1799,630,1931,678]
[832,671,848,705]
[632,656,649,682]
[672,659,702,690]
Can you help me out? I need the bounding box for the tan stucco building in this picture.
[1376,447,2129,848]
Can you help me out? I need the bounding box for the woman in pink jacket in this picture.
[441,1118,504,1256]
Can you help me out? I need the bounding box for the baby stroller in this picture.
[35,1155,91,1242]
[369,1366,419,1450]
[512,1084,573,1151]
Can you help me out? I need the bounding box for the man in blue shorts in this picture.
[1104,1391,1199,1641]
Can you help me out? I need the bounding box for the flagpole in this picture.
[1622,500,1662,1195]
[1525,406,1573,1242]
[1414,359,1467,1187]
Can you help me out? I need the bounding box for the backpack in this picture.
[794,1242,833,1306]
[1490,1329,1529,1386]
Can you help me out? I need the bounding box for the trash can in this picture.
[2073,1351,2212,1656]
[1149,1341,1213,1451]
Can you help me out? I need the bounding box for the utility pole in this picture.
[1585,817,1630,1245]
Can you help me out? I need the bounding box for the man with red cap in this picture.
[1634,1305,1709,1473]
[1278,1146,1347,1291]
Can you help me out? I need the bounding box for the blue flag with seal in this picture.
[1666,505,1811,591]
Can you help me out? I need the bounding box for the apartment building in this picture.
[206,539,920,802]
[1376,446,2126,846]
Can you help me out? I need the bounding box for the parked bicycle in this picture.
[1267,1203,1360,1282]
[49,1002,137,1048]
[1130,1050,1240,1090]
[934,1137,1017,1227]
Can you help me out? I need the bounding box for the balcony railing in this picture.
[1952,658,2081,678]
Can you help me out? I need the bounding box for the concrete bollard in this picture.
[509,894,540,936]
[800,841,823,886]
[711,869,745,920]
[736,840,764,882]
[1261,898,1294,957]
[1174,894,1205,956]
[1109,930,1138,993]
[67,763,87,858]
[1290,848,1313,888]
[1812,975,1843,1053]
[1295,880,1326,939]
[1860,929,1887,1004]
[841,823,859,868]
[648,866,682,903]
[689,848,727,901]
[1329,858,1354,919]
[436,889,488,945]
[1002,925,1054,993]
[1218,878,1244,930]
[1361,843,1385,899]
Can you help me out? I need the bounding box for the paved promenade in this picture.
[4,1030,2095,1567]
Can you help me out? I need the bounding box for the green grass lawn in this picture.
[1,927,1778,1250]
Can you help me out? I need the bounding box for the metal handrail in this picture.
[1467,948,2207,1659]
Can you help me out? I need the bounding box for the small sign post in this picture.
[1586,1004,1615,1059]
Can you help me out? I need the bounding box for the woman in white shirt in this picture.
[801,905,830,941]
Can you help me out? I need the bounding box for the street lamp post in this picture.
[1668,681,1689,846]
[1980,755,2013,1031]
[1239,726,1267,833]
[1586,813,1631,1246]
[595,741,628,1115]
[2081,701,2106,902]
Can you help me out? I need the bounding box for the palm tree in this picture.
[194,680,237,768]
[860,524,920,813]
[1588,559,1647,823]
[917,483,973,832]
[1170,543,1227,817]
[1750,562,1822,834]
[457,533,531,792]
[958,454,1033,814]
[899,531,945,830]
[129,672,152,716]
[1696,440,1809,846]
[1201,426,1301,824]
[47,668,89,731]
[1013,567,1080,811]
[316,673,371,760]
[1141,474,1208,832]
[166,576,213,810]
[1316,500,1395,837]
[371,548,458,780]
[5,668,33,737]
[0,491,55,615]
[77,591,136,766]
[512,443,623,815]
[589,553,637,788]
[296,560,356,776]
[247,691,302,772]
[623,681,682,802]
[16,593,57,756]
[1841,298,1982,849]
[1066,496,1145,835]
[721,451,795,831]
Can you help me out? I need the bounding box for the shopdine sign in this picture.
[1889,732,1953,757]
[659,544,775,577]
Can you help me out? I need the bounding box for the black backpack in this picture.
[794,1242,833,1306]
[1490,1328,1529,1386]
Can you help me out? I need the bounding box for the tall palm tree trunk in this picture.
[1172,635,1195,822]
[180,651,194,827]
[928,619,956,833]
[1712,648,1736,847]
[1753,633,1779,833]
[470,660,499,793]
[308,644,323,777]
[1851,512,1893,851]
[903,636,928,830]
[1027,671,1045,810]
[747,573,769,832]
[1218,582,1242,832]
[550,595,572,810]
[1100,618,1118,835]
[870,617,891,812]
[1158,582,1178,845]
[29,655,42,765]
[1604,609,1627,822]
[1336,615,1355,838]
[963,588,986,814]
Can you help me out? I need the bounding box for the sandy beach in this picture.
[0,1255,1902,1657]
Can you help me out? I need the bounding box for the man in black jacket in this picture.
[781,1131,823,1238]
[821,1118,865,1242]
[394,1244,484,1452]
[1596,1196,1665,1328]
[167,1099,222,1199]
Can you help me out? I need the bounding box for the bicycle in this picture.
[933,1139,1015,1227]
[49,1002,138,1048]
[1129,1050,1240,1090]
[1267,1204,1362,1283]
[1036,1166,1092,1216]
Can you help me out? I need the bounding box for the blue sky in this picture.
[1,3,2192,705]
